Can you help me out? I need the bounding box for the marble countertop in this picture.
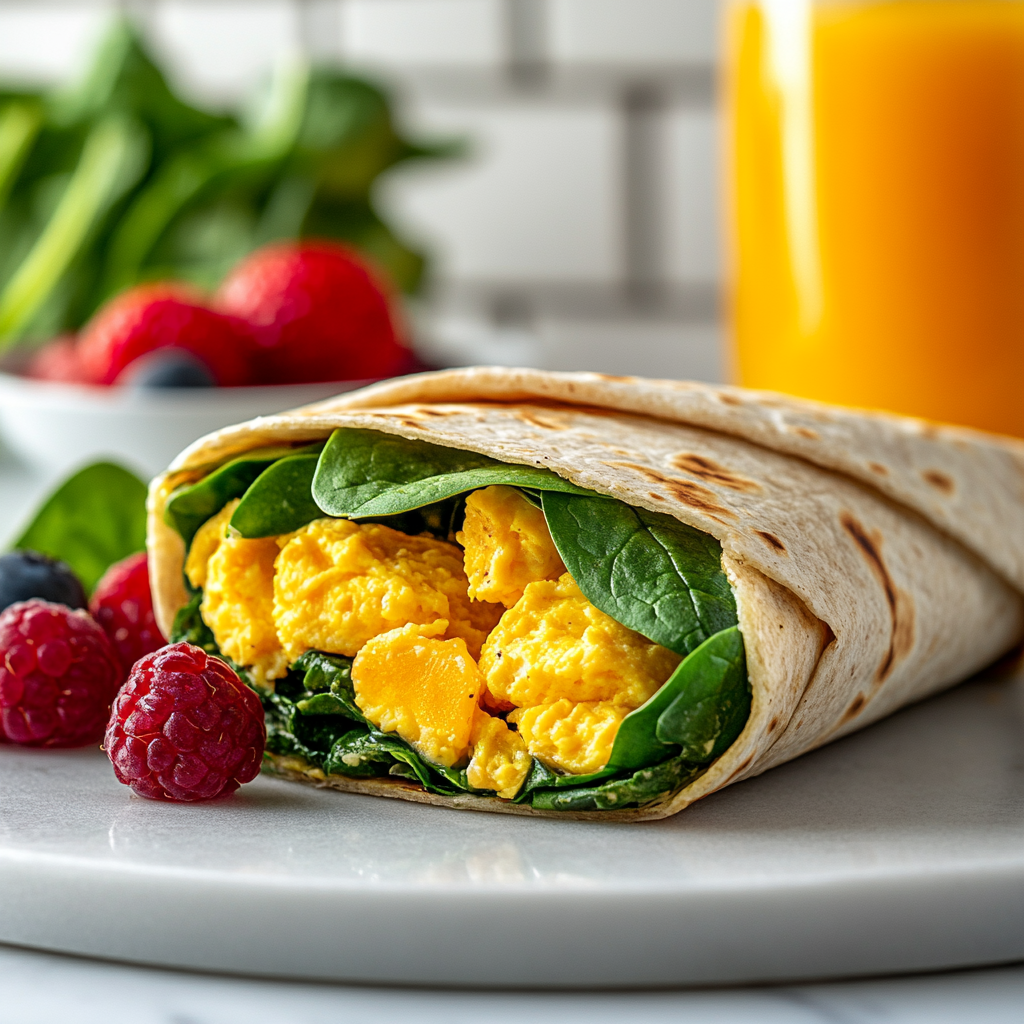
[2,943,1023,1024]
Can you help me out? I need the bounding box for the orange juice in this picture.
[726,1,1024,436]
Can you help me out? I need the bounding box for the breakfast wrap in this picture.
[147,368,1024,821]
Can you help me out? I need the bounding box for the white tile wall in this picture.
[381,103,622,283]
[152,1,302,105]
[0,3,113,86]
[664,106,720,285]
[549,0,718,65]
[341,0,504,66]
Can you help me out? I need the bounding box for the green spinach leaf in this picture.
[529,756,703,812]
[312,427,593,518]
[164,443,321,545]
[541,491,737,657]
[655,626,750,763]
[230,452,323,538]
[12,461,147,593]
[170,590,219,655]
[607,626,748,771]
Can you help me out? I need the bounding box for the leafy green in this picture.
[529,756,704,813]
[12,461,147,593]
[0,19,459,346]
[164,444,321,546]
[0,114,147,342]
[541,491,737,657]
[312,427,593,518]
[170,590,220,657]
[230,453,323,538]
[656,626,750,763]
[607,626,748,771]
[264,649,473,796]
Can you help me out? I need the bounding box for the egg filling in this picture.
[184,485,681,798]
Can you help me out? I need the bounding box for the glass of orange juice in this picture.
[724,0,1024,436]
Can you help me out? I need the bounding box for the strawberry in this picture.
[215,241,409,384]
[77,285,256,387]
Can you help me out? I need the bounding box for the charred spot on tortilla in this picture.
[842,693,867,722]
[840,513,897,614]
[789,425,820,440]
[755,530,787,554]
[767,716,779,733]
[717,393,743,406]
[840,512,916,683]
[604,462,736,519]
[922,469,955,495]
[868,462,889,476]
[670,453,761,493]
[512,408,571,432]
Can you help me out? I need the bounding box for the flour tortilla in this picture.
[148,368,1024,821]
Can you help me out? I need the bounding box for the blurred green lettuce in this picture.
[0,18,459,349]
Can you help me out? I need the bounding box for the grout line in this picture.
[622,81,667,311]
[504,0,549,92]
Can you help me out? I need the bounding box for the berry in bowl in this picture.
[0,241,419,479]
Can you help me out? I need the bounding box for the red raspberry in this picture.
[78,284,257,386]
[105,642,266,802]
[90,553,167,680]
[26,336,90,383]
[0,599,121,747]
[216,240,409,384]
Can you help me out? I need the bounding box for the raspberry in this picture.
[26,336,90,383]
[90,553,167,679]
[105,642,266,802]
[78,284,257,387]
[0,599,121,747]
[216,241,409,384]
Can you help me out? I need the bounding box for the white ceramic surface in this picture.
[2,666,1023,988]
[0,373,367,479]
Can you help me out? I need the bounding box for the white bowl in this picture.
[0,373,368,480]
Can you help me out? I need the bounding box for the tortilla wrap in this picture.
[148,368,1024,821]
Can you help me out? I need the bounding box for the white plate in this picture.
[1,666,1022,988]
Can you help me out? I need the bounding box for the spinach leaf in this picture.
[230,453,323,538]
[277,648,475,795]
[164,443,321,545]
[312,427,593,518]
[12,461,147,593]
[323,729,399,778]
[541,491,737,657]
[170,590,219,655]
[529,756,704,812]
[607,626,748,771]
[512,757,619,803]
[656,626,750,763]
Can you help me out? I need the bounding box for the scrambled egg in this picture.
[352,621,481,767]
[185,500,288,687]
[186,484,685,787]
[478,573,680,709]
[273,518,502,663]
[509,699,631,775]
[466,708,531,798]
[457,485,565,607]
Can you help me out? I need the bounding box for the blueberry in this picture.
[0,551,88,613]
[120,349,217,388]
